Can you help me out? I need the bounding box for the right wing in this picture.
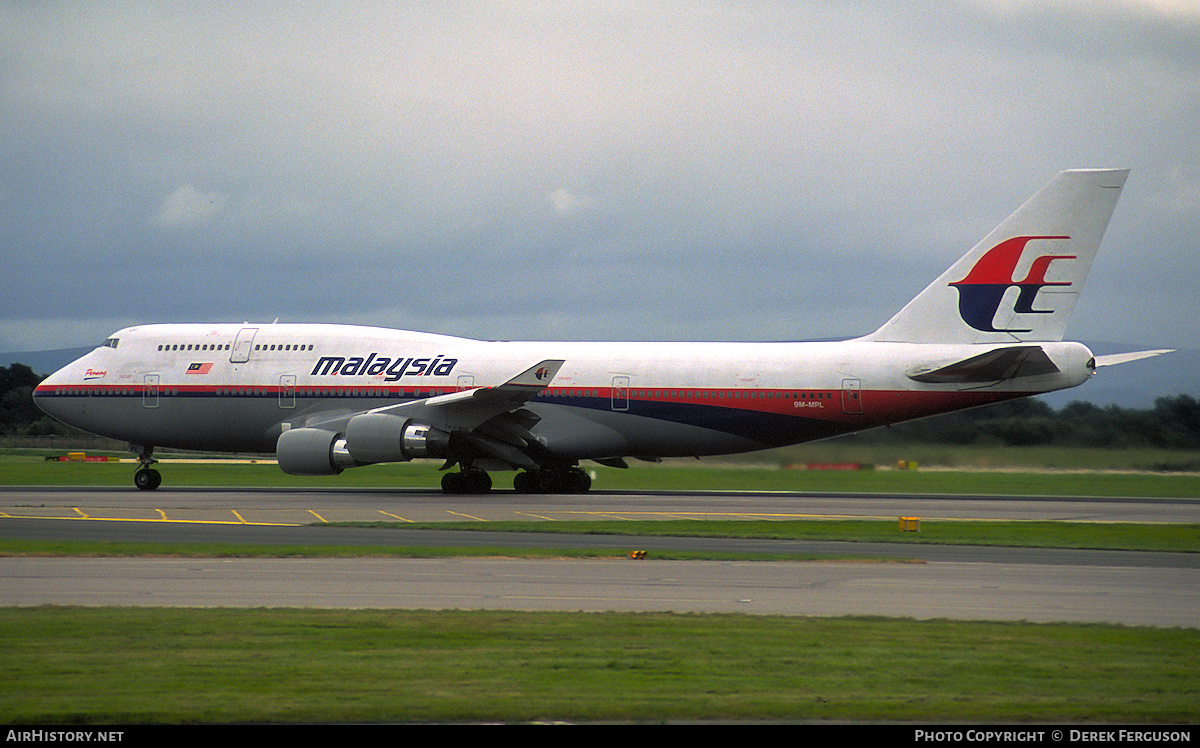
[291,359,567,472]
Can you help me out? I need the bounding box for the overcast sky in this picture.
[2,1,1197,354]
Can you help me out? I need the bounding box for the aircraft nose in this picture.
[33,367,72,420]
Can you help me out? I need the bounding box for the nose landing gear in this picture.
[132,445,161,491]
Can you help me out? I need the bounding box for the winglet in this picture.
[416,359,564,410]
[501,360,564,390]
[374,359,566,430]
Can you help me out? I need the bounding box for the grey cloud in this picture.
[0,2,1196,353]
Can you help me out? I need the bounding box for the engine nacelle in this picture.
[345,413,450,465]
[276,427,361,476]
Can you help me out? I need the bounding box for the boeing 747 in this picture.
[33,169,1167,493]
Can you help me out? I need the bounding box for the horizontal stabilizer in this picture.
[909,346,1059,384]
[1094,349,1173,367]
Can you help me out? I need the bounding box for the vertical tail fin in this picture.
[867,169,1129,344]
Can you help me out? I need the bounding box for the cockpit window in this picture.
[102,338,119,349]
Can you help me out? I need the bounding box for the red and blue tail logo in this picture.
[950,235,1074,333]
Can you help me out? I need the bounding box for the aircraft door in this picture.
[278,374,296,409]
[611,376,630,411]
[143,374,159,409]
[841,378,863,414]
[230,328,258,363]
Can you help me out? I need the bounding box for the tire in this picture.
[464,469,492,494]
[513,471,538,494]
[134,468,161,491]
[441,472,465,494]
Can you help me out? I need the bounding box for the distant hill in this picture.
[4,342,1195,410]
[0,348,91,378]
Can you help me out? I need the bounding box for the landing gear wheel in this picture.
[132,445,160,491]
[134,468,162,491]
[513,470,538,494]
[566,467,592,493]
[515,467,592,494]
[441,469,492,495]
[441,472,464,494]
[547,467,590,494]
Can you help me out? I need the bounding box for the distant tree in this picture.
[0,362,90,436]
[1150,395,1200,449]
[0,363,43,430]
[852,392,1200,449]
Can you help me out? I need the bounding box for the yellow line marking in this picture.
[231,510,248,524]
[549,510,897,521]
[308,510,328,523]
[515,511,558,521]
[378,511,414,522]
[0,514,299,526]
[446,511,486,521]
[73,507,89,518]
[155,509,168,520]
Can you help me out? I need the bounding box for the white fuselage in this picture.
[33,322,1095,461]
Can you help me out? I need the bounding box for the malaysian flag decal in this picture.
[187,362,213,375]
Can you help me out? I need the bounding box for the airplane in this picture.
[33,168,1170,493]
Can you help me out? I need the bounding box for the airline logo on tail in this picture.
[950,235,1075,333]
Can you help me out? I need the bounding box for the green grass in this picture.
[2,517,1197,558]
[0,539,851,562]
[751,441,1200,473]
[2,607,1196,724]
[4,447,1198,724]
[3,454,1200,497]
[346,519,1200,553]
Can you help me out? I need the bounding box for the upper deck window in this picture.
[102,338,119,349]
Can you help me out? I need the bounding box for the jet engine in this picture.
[344,413,450,464]
[275,415,450,476]
[275,427,358,475]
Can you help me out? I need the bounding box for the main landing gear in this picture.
[513,467,592,494]
[438,466,593,494]
[133,445,162,491]
[440,468,492,495]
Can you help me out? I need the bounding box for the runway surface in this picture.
[2,486,1197,626]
